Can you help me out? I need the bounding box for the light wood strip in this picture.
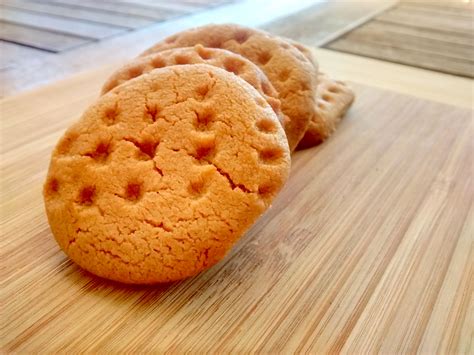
[0,21,90,52]
[293,107,470,353]
[418,202,473,354]
[3,0,155,29]
[0,7,125,40]
[342,123,472,353]
[311,48,473,109]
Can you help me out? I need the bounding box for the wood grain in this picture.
[327,1,474,78]
[0,0,222,56]
[3,0,156,29]
[328,38,474,78]
[41,0,180,21]
[337,22,473,61]
[119,0,200,13]
[0,21,90,52]
[350,20,474,47]
[0,6,126,39]
[262,0,396,47]
[402,0,474,15]
[0,40,51,71]
[1,67,472,352]
[379,6,473,34]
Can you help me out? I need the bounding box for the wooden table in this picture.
[326,0,474,78]
[1,48,472,353]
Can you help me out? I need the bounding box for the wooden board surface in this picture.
[1,66,472,352]
[326,1,474,78]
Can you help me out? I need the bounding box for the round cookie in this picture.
[44,64,291,284]
[102,45,286,126]
[140,23,318,152]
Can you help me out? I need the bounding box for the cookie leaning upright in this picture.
[101,45,285,126]
[44,64,290,284]
[140,24,318,152]
[282,39,355,148]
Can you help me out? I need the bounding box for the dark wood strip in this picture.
[0,40,51,70]
[363,20,474,47]
[377,7,473,34]
[112,0,198,13]
[40,0,182,21]
[398,3,473,18]
[328,38,474,78]
[262,0,396,47]
[3,0,155,29]
[400,0,474,13]
[0,6,125,40]
[327,2,474,78]
[343,23,474,62]
[0,22,90,52]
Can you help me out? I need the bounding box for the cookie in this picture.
[140,23,318,152]
[283,41,356,147]
[286,38,317,67]
[102,45,286,126]
[297,73,355,149]
[44,64,290,284]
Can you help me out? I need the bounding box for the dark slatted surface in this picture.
[0,0,233,52]
[325,0,474,78]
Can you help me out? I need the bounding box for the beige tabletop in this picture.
[1,39,473,353]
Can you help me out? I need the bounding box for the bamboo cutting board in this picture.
[1,71,472,352]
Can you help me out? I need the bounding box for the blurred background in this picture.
[1,0,472,97]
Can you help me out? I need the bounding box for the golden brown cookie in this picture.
[140,24,318,152]
[277,41,355,148]
[297,73,355,149]
[102,45,285,126]
[44,64,290,284]
[286,38,317,67]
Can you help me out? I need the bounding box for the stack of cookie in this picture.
[44,24,354,284]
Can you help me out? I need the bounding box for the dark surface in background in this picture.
[325,1,474,78]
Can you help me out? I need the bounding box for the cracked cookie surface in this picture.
[44,64,290,284]
[140,23,318,152]
[102,45,285,127]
